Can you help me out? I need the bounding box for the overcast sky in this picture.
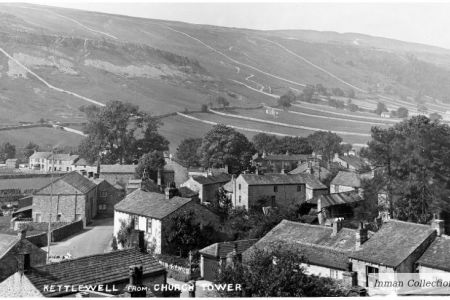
[6,1,450,50]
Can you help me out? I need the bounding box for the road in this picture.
[45,218,113,259]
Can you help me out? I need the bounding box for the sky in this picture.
[4,1,450,49]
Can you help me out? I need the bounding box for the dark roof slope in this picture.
[241,173,325,189]
[114,189,192,219]
[338,155,367,170]
[330,171,361,187]
[243,220,359,270]
[178,186,198,198]
[417,235,450,271]
[349,220,436,267]
[191,173,231,185]
[0,234,19,259]
[25,248,165,297]
[199,239,258,258]
[263,154,310,161]
[309,191,362,208]
[34,172,97,195]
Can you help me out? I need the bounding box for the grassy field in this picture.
[0,127,83,150]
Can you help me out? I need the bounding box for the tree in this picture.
[211,187,233,220]
[347,88,356,98]
[278,90,296,109]
[397,106,409,118]
[347,103,359,112]
[0,142,16,161]
[22,142,39,159]
[315,84,327,95]
[362,116,450,223]
[135,151,166,182]
[176,138,202,168]
[200,124,255,173]
[307,131,343,164]
[165,211,216,257]
[116,219,134,248]
[331,87,345,97]
[375,102,388,115]
[79,100,168,164]
[252,133,279,154]
[217,96,230,107]
[276,136,312,154]
[215,246,347,297]
[300,86,315,102]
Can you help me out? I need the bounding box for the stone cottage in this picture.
[180,173,231,204]
[114,187,219,254]
[32,171,98,226]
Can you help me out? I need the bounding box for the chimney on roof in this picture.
[342,262,357,288]
[165,183,178,200]
[431,213,445,237]
[356,222,368,249]
[18,229,26,240]
[125,265,146,297]
[332,218,343,236]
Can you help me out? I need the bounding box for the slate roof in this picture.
[263,154,311,161]
[35,171,97,195]
[73,158,91,166]
[178,186,198,198]
[29,152,52,160]
[100,164,136,174]
[309,191,362,208]
[240,173,325,189]
[0,234,19,260]
[114,189,193,219]
[338,155,367,170]
[48,154,79,161]
[191,173,231,185]
[417,235,450,271]
[289,163,331,179]
[243,220,359,270]
[349,220,436,268]
[24,248,165,297]
[330,171,362,188]
[199,239,258,258]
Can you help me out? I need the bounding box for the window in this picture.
[239,196,241,203]
[101,191,108,198]
[274,185,278,193]
[271,196,276,207]
[147,219,152,234]
[133,215,139,230]
[297,185,302,192]
[56,214,61,221]
[334,185,340,193]
[66,167,70,171]
[98,204,107,211]
[238,184,241,190]
[330,269,339,279]
[35,213,41,222]
[366,266,379,287]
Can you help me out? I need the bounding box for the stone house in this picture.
[98,164,137,186]
[45,153,79,172]
[114,187,219,254]
[180,173,231,204]
[28,152,51,171]
[0,247,166,297]
[230,173,327,211]
[330,171,369,194]
[164,157,189,187]
[289,160,331,181]
[0,230,47,283]
[252,152,311,173]
[349,219,437,290]
[332,153,369,172]
[416,219,449,275]
[243,219,369,282]
[199,239,258,281]
[32,171,98,226]
[91,178,125,217]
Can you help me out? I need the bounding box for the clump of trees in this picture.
[175,138,202,168]
[215,246,348,297]
[78,100,169,164]
[278,90,297,109]
[0,142,16,161]
[361,115,450,224]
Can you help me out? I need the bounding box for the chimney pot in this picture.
[431,218,445,237]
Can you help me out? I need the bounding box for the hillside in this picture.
[2,3,450,150]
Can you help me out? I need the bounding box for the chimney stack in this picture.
[431,213,445,237]
[18,229,26,240]
[125,265,146,297]
[356,221,368,249]
[165,183,178,200]
[332,218,343,236]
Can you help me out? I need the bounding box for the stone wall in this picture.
[52,220,83,242]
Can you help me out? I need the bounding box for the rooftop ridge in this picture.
[387,219,434,229]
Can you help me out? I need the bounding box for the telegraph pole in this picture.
[46,148,55,263]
